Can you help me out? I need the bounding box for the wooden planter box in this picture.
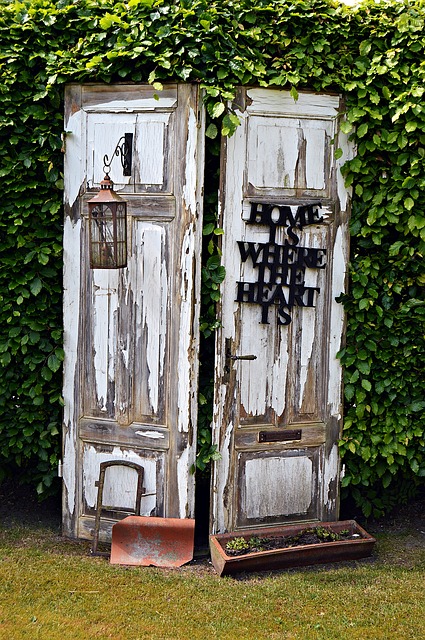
[210,520,376,577]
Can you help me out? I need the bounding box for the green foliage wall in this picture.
[0,0,423,513]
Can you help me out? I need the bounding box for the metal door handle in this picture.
[223,338,257,383]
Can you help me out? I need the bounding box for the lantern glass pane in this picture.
[89,201,127,268]
[115,203,127,268]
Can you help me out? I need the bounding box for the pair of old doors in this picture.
[63,84,352,539]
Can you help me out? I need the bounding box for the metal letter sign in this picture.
[235,201,327,325]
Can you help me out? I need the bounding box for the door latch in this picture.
[223,338,257,383]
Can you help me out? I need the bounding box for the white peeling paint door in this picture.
[211,88,354,534]
[63,84,204,540]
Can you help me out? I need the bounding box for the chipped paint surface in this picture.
[323,444,339,511]
[177,222,195,434]
[135,430,165,439]
[243,456,313,518]
[139,223,167,414]
[64,108,84,208]
[212,88,353,533]
[246,88,340,117]
[182,108,198,212]
[328,225,348,417]
[63,84,203,539]
[63,217,81,427]
[211,420,233,532]
[176,447,191,518]
[92,270,118,412]
[177,105,200,437]
[63,428,76,516]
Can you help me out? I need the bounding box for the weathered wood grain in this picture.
[63,84,204,540]
[211,88,354,534]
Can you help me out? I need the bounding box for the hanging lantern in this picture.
[88,175,127,269]
[87,133,133,269]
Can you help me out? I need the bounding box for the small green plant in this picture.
[225,536,249,552]
[313,527,341,542]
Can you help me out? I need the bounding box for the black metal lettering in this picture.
[237,201,326,326]
[277,306,292,325]
[296,203,323,228]
[260,303,271,324]
[236,281,257,303]
[268,284,288,307]
[304,286,320,307]
[237,241,265,265]
[288,284,306,307]
[297,247,327,269]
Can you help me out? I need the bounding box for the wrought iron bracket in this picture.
[103,132,133,177]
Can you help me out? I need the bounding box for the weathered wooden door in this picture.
[211,88,354,533]
[63,84,204,540]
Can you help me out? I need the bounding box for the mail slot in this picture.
[258,429,302,443]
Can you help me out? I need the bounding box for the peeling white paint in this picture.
[271,338,289,418]
[63,217,81,426]
[83,97,177,112]
[323,444,339,510]
[246,88,340,118]
[244,456,313,518]
[92,270,118,412]
[336,121,355,212]
[64,109,84,207]
[136,116,168,185]
[177,223,195,433]
[135,430,165,439]
[212,88,351,532]
[247,118,333,193]
[212,420,233,534]
[182,107,198,213]
[328,225,347,416]
[140,224,167,414]
[177,447,190,518]
[63,428,76,516]
[305,127,326,189]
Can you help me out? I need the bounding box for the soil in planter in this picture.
[224,526,359,557]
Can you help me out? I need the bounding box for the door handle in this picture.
[223,338,257,383]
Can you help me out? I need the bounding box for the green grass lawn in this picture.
[0,519,424,640]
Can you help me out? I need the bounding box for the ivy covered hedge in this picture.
[0,0,423,514]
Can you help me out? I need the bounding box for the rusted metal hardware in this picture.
[91,460,145,556]
[259,429,302,443]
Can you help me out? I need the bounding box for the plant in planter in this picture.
[210,520,376,576]
[224,526,351,557]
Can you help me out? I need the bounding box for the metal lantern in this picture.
[87,133,133,269]
[88,174,127,269]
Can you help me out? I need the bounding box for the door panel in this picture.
[63,84,204,540]
[211,88,354,533]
